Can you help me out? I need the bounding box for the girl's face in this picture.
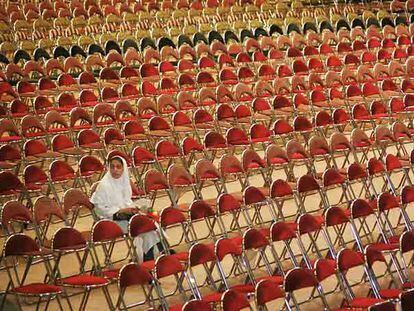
[109,158,123,179]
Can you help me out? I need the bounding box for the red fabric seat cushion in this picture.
[12,283,62,295]
[379,288,401,299]
[59,275,109,287]
[349,297,384,308]
[269,157,288,164]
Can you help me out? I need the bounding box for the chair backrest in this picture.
[221,289,251,311]
[255,279,285,307]
[400,289,414,310]
[129,214,157,237]
[183,299,212,311]
[118,262,153,288]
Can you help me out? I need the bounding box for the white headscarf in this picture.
[90,156,133,219]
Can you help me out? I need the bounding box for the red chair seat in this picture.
[141,260,155,270]
[290,152,306,159]
[379,288,401,299]
[171,251,189,262]
[251,136,271,143]
[269,157,288,165]
[52,173,76,182]
[102,269,119,279]
[125,133,147,141]
[369,242,399,252]
[81,142,104,150]
[173,176,195,186]
[349,297,384,308]
[333,143,349,151]
[0,161,17,170]
[201,291,222,303]
[12,283,62,295]
[312,148,329,156]
[168,303,183,311]
[0,136,21,143]
[247,161,266,169]
[353,141,371,148]
[402,282,414,289]
[59,275,109,287]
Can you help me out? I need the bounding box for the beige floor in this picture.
[1,141,413,310]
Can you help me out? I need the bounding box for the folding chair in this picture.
[78,155,105,190]
[220,154,248,193]
[241,149,270,187]
[0,171,28,205]
[329,132,355,169]
[89,220,131,281]
[182,137,206,167]
[272,119,294,146]
[143,169,175,210]
[241,228,283,286]
[0,200,33,237]
[217,193,252,237]
[186,243,222,305]
[351,128,379,164]
[367,157,393,196]
[195,159,225,204]
[265,144,292,181]
[128,214,166,266]
[391,121,413,156]
[324,205,359,256]
[385,154,412,193]
[284,268,329,310]
[269,179,300,220]
[365,245,406,300]
[243,186,276,226]
[286,139,315,179]
[322,167,352,209]
[48,160,80,204]
[1,234,71,311]
[374,125,400,159]
[350,199,400,254]
[115,262,161,310]
[131,146,157,184]
[295,174,328,215]
[296,213,336,267]
[308,135,332,174]
[154,254,192,309]
[156,140,188,173]
[336,248,386,309]
[204,131,228,160]
[50,227,113,311]
[32,196,67,246]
